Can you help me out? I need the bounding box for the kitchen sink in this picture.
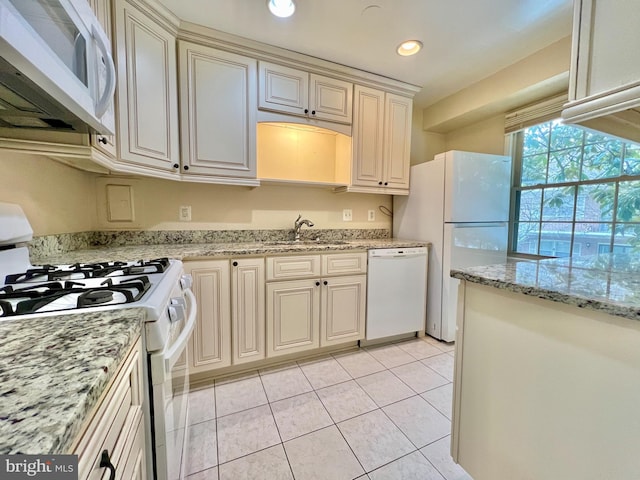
[262,240,348,246]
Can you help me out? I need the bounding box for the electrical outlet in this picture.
[179,205,192,221]
[342,209,353,221]
[368,209,375,221]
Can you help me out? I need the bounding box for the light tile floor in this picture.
[185,336,472,480]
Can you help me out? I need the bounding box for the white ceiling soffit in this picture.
[156,0,574,108]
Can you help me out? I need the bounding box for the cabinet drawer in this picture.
[322,252,367,275]
[267,255,321,280]
[74,339,144,480]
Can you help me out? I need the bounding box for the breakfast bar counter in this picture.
[449,253,640,480]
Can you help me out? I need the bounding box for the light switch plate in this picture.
[343,209,353,221]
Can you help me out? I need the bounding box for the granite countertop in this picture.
[451,253,640,321]
[31,238,429,265]
[0,308,144,454]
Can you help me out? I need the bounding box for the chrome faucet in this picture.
[294,214,314,241]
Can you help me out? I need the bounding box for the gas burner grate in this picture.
[0,276,152,317]
[4,258,171,284]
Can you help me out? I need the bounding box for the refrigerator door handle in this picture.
[446,222,508,228]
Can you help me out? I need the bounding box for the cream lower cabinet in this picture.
[321,274,366,347]
[187,258,265,375]
[266,278,321,357]
[185,260,232,372]
[231,258,266,364]
[266,252,367,357]
[73,338,146,480]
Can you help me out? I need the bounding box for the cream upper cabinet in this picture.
[383,93,412,190]
[347,86,412,194]
[258,62,353,124]
[113,0,180,178]
[562,0,640,142]
[179,42,259,184]
[185,260,232,373]
[231,258,266,365]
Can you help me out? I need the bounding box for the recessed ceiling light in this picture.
[268,0,295,18]
[397,40,423,56]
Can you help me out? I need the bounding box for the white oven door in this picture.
[149,289,196,480]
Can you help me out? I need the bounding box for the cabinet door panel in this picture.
[266,280,320,357]
[309,74,353,124]
[321,275,366,346]
[258,62,308,116]
[352,85,385,186]
[231,258,265,364]
[383,93,412,189]
[186,261,231,372]
[115,0,179,173]
[180,43,257,178]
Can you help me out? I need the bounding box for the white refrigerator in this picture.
[393,150,512,342]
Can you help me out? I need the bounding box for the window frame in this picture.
[508,121,640,259]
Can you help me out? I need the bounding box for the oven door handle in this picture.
[164,289,197,371]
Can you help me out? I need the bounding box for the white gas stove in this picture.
[0,203,195,480]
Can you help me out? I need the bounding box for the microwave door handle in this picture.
[164,289,197,371]
[92,23,116,118]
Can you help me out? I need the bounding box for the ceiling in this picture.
[156,0,574,109]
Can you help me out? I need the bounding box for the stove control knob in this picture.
[168,297,186,323]
[180,274,193,290]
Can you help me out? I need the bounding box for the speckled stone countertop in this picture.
[31,238,429,265]
[0,308,144,454]
[451,253,640,321]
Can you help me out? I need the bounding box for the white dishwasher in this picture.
[366,247,428,340]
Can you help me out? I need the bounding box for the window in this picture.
[511,120,640,257]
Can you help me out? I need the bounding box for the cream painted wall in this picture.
[0,153,96,235]
[96,176,393,232]
[1,153,392,236]
[444,114,507,155]
[410,108,446,166]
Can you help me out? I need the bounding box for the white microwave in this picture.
[0,0,115,134]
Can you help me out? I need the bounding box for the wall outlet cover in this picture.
[343,209,353,221]
[179,205,192,221]
[368,210,375,221]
